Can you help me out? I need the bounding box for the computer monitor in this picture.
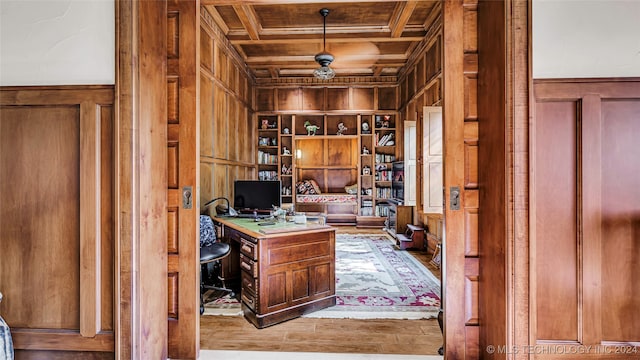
[233,180,281,212]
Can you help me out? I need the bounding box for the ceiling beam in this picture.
[203,5,229,35]
[245,53,407,64]
[232,4,262,40]
[226,24,427,38]
[231,36,425,45]
[203,0,435,5]
[389,1,418,38]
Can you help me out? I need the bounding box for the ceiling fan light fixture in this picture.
[314,8,335,80]
[313,65,336,80]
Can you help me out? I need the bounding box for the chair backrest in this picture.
[200,215,216,247]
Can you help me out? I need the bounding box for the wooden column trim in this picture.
[580,94,602,345]
[116,0,168,358]
[442,0,467,358]
[80,101,101,337]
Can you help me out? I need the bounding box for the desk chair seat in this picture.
[200,215,234,315]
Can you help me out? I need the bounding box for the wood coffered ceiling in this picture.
[202,0,441,81]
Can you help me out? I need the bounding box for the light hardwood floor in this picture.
[200,226,443,355]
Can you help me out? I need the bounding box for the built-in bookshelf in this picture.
[371,114,396,217]
[255,112,397,223]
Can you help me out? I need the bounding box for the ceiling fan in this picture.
[313,8,335,80]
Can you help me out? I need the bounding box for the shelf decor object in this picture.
[313,8,335,80]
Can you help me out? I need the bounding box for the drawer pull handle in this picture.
[241,262,251,271]
[241,244,252,253]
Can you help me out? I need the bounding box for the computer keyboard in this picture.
[236,213,271,219]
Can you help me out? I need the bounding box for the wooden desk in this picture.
[213,217,336,328]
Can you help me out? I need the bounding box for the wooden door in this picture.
[532,80,640,358]
[404,120,417,206]
[423,106,443,214]
[167,0,200,358]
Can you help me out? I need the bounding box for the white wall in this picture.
[0,0,114,86]
[1,1,638,84]
[533,0,640,79]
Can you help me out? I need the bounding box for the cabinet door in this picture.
[423,106,443,213]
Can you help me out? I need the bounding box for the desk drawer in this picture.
[240,254,258,278]
[241,270,258,295]
[241,290,257,312]
[240,238,258,260]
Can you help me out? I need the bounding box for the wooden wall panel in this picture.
[215,44,228,85]
[200,73,214,157]
[531,79,640,357]
[257,88,275,111]
[228,98,239,161]
[534,101,579,341]
[378,87,397,110]
[200,26,213,73]
[352,87,374,110]
[278,88,301,110]
[214,86,228,159]
[0,86,115,355]
[302,87,324,111]
[327,88,349,110]
[600,100,640,342]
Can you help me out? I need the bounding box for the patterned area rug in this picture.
[203,233,441,319]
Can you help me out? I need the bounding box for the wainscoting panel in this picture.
[532,79,640,356]
[0,86,114,355]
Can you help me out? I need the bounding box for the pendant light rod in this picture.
[314,8,335,80]
[320,8,329,51]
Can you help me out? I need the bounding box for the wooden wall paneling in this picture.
[229,97,239,161]
[416,56,426,88]
[257,88,275,111]
[238,106,250,163]
[1,86,115,356]
[200,162,214,216]
[200,73,214,157]
[400,78,408,106]
[534,100,579,341]
[200,25,213,73]
[302,87,325,111]
[408,70,416,99]
[599,99,640,342]
[166,0,199,358]
[532,80,640,357]
[215,44,228,85]
[100,105,114,332]
[327,87,349,110]
[214,85,228,159]
[378,87,397,110]
[426,36,441,82]
[275,88,298,111]
[351,87,374,110]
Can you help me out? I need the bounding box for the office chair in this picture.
[199,214,233,315]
